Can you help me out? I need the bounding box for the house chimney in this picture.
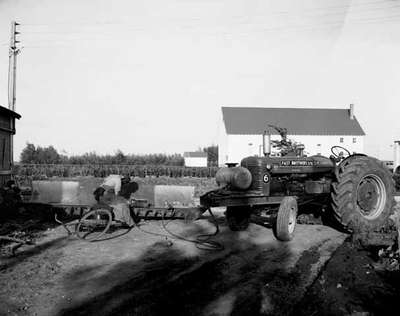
[394,141,400,172]
[349,104,354,120]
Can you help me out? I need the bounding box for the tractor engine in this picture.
[215,155,335,198]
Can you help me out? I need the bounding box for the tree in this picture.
[20,143,37,163]
[114,150,126,164]
[19,143,187,166]
[20,143,61,164]
[36,145,60,164]
[203,145,218,167]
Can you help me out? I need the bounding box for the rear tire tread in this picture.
[330,156,395,233]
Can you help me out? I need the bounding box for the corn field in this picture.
[13,164,219,182]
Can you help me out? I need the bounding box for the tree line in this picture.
[19,143,218,167]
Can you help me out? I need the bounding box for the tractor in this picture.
[200,126,395,241]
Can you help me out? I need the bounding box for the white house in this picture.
[184,152,208,167]
[218,105,365,166]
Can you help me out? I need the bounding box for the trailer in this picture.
[23,177,205,241]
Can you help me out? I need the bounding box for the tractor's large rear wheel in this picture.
[226,206,251,231]
[331,156,395,233]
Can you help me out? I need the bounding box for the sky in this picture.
[0,0,399,160]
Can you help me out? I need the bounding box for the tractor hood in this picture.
[241,155,335,175]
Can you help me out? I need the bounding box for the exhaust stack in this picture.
[394,140,400,172]
[263,130,271,157]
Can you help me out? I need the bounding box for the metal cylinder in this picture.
[241,156,269,193]
[215,167,252,190]
[394,141,400,172]
[263,130,271,156]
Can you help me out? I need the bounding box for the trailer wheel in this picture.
[331,156,395,233]
[76,208,112,241]
[275,197,297,241]
[226,206,251,231]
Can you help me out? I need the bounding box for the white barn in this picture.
[218,105,365,166]
[184,152,208,167]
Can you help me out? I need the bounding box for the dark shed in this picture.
[0,105,21,185]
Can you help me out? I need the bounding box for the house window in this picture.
[340,137,344,143]
[353,138,357,143]
[317,144,321,147]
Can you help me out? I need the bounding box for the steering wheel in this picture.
[331,145,351,158]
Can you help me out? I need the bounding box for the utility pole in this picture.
[8,21,20,112]
[7,21,20,170]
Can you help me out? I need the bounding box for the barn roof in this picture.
[184,152,207,158]
[0,105,21,119]
[222,107,365,136]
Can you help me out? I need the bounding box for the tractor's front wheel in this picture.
[274,197,298,241]
[226,206,251,231]
[331,156,395,233]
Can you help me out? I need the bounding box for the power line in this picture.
[21,16,400,41]
[18,7,400,43]
[267,0,395,14]
[254,14,400,34]
[19,0,398,30]
[18,13,400,48]
[13,4,400,50]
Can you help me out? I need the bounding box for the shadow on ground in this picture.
[0,236,70,271]
[56,220,325,316]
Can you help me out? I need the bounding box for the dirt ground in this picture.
[297,240,400,316]
[0,205,399,316]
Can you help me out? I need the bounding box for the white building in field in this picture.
[218,105,365,166]
[184,151,208,167]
